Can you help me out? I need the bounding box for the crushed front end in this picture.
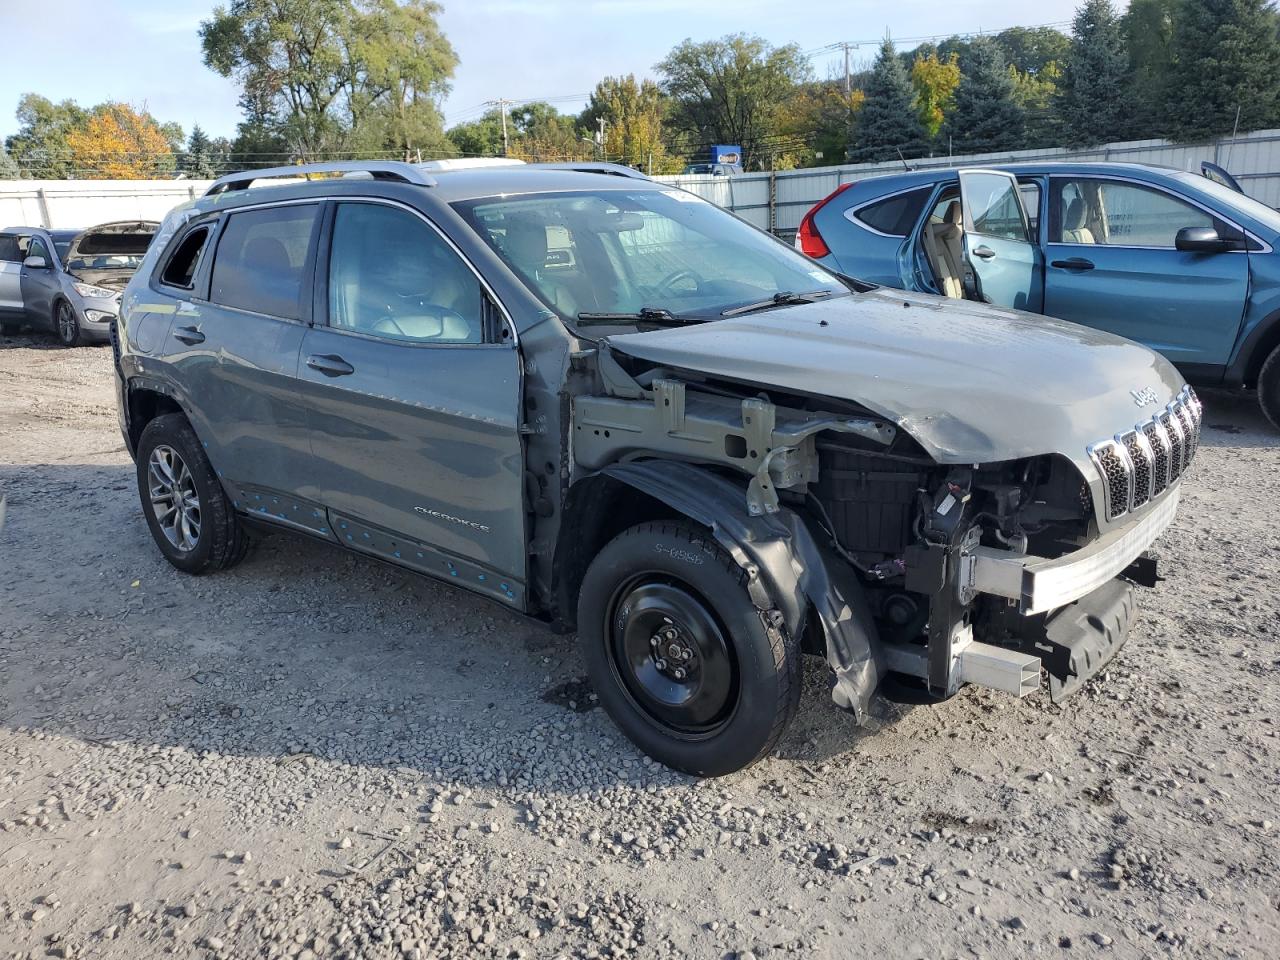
[570,340,1199,719]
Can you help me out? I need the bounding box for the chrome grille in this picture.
[1088,386,1200,521]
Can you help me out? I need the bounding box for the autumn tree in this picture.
[580,75,676,172]
[657,33,811,168]
[911,50,961,140]
[64,103,178,179]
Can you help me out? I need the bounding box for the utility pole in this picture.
[485,98,514,156]
[596,117,608,160]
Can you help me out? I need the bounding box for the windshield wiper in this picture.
[575,307,702,327]
[720,289,837,318]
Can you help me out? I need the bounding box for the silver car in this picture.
[0,221,158,346]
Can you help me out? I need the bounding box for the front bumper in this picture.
[959,485,1179,615]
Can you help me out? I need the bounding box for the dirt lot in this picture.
[0,332,1277,960]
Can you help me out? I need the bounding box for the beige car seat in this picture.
[924,201,966,299]
[1061,197,1096,244]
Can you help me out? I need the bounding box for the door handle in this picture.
[173,325,205,345]
[1051,257,1095,271]
[306,354,355,377]
[972,245,996,260]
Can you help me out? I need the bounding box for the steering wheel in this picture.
[652,269,701,296]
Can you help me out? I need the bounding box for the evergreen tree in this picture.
[1059,0,1130,145]
[182,125,216,178]
[0,145,19,179]
[1122,0,1178,137]
[1163,0,1280,141]
[849,38,928,162]
[944,37,1025,154]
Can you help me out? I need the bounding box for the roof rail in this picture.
[528,162,650,180]
[205,161,436,196]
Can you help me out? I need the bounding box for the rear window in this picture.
[0,235,22,262]
[210,205,318,319]
[851,187,932,237]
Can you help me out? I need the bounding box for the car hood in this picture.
[604,287,1185,470]
[64,220,158,266]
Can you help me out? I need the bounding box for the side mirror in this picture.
[1175,226,1230,253]
[22,255,48,270]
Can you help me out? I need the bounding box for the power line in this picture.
[802,19,1072,60]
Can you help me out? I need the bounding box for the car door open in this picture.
[958,169,1044,313]
[298,200,527,605]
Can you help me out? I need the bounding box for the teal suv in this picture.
[797,161,1280,428]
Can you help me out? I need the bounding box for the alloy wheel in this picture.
[57,303,77,345]
[147,444,202,552]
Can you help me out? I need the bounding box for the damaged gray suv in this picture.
[114,160,1199,776]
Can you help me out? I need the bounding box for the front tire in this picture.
[577,522,801,776]
[1259,343,1280,431]
[55,301,81,347]
[135,414,248,574]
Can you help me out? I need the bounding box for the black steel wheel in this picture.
[578,522,801,776]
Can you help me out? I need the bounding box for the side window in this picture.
[1018,181,1041,233]
[210,204,318,319]
[327,203,483,344]
[961,173,1031,242]
[0,235,22,262]
[851,187,932,237]
[27,236,50,262]
[1051,179,1213,247]
[161,225,211,290]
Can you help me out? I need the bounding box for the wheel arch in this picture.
[562,460,885,722]
[125,381,187,454]
[1231,307,1280,388]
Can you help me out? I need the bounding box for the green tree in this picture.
[944,37,1025,154]
[911,50,961,140]
[1163,0,1280,141]
[446,109,507,157]
[1122,0,1177,137]
[200,0,457,160]
[0,144,19,179]
[996,26,1071,76]
[1059,0,1130,146]
[656,33,811,168]
[850,38,928,161]
[4,94,88,178]
[182,125,217,177]
[1012,61,1063,147]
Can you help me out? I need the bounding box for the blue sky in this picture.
[0,0,1091,142]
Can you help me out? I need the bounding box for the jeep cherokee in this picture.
[114,160,1198,776]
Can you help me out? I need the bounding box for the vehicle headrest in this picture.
[501,216,548,272]
[243,236,291,273]
[1064,197,1088,231]
[944,201,962,226]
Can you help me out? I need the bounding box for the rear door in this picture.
[20,234,61,328]
[1042,176,1248,367]
[297,199,527,605]
[0,234,24,320]
[958,169,1044,312]
[164,202,322,526]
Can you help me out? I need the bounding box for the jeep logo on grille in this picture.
[1130,387,1160,407]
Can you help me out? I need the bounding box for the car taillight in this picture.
[797,182,854,258]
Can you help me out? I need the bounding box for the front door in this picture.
[20,234,61,329]
[165,203,321,528]
[958,170,1044,313]
[298,199,527,605]
[1042,176,1248,367]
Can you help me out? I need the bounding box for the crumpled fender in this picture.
[599,460,883,722]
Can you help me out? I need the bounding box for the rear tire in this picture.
[1260,343,1280,431]
[136,414,249,574]
[55,301,82,347]
[577,521,801,777]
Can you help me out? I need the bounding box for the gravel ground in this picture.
[1,332,1278,960]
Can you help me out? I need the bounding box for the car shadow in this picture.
[0,462,888,795]
[1197,387,1278,449]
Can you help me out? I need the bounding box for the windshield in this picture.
[453,188,847,325]
[1173,171,1280,237]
